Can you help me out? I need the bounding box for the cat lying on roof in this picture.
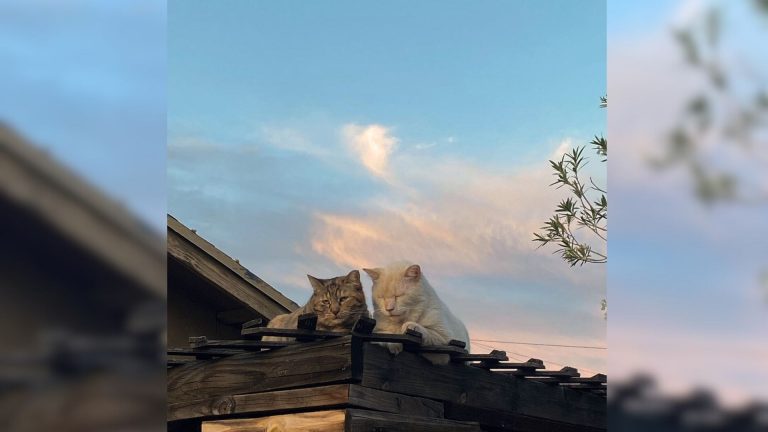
[263,270,370,342]
[364,261,470,364]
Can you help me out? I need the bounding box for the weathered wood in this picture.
[168,348,246,358]
[360,332,422,346]
[189,337,293,350]
[446,403,605,432]
[451,350,508,363]
[296,313,318,342]
[348,385,444,418]
[168,384,444,422]
[170,385,348,421]
[168,215,298,318]
[201,409,480,432]
[507,366,581,379]
[202,410,345,432]
[168,228,292,320]
[417,345,469,355]
[351,316,376,335]
[168,336,360,404]
[346,408,482,432]
[168,358,195,367]
[474,358,545,370]
[0,125,166,298]
[241,318,264,330]
[360,343,605,429]
[241,327,345,339]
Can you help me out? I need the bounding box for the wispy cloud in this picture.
[342,123,399,179]
[313,128,602,287]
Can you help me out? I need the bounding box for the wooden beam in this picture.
[189,337,293,350]
[168,214,299,317]
[346,408,482,431]
[167,336,361,404]
[360,342,605,429]
[241,327,345,339]
[168,384,444,422]
[201,409,482,432]
[445,403,605,432]
[202,410,345,432]
[0,125,165,298]
[168,230,292,320]
[474,358,545,370]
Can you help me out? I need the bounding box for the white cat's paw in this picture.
[376,341,403,355]
[401,321,427,338]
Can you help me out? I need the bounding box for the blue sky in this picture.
[169,0,607,371]
[0,0,166,231]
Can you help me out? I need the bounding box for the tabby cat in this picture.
[364,261,469,364]
[263,270,369,341]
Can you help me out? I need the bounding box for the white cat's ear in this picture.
[307,274,324,292]
[404,264,421,281]
[363,268,381,281]
[346,270,361,284]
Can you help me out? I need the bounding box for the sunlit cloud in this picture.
[312,128,602,289]
[342,123,398,178]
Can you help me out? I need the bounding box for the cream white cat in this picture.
[363,261,470,364]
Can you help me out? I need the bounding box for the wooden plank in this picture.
[0,125,166,298]
[360,343,605,429]
[507,366,581,378]
[168,348,246,358]
[451,350,508,363]
[241,327,345,339]
[416,345,468,355]
[473,358,545,370]
[348,385,444,418]
[189,337,293,350]
[445,403,605,432]
[351,316,376,335]
[168,384,444,422]
[241,318,264,329]
[168,358,195,367]
[168,336,360,404]
[168,215,299,315]
[358,332,422,346]
[346,408,482,432]
[170,384,349,421]
[202,410,345,432]
[168,228,293,320]
[200,408,478,432]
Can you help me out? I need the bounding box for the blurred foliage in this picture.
[654,4,768,204]
[534,97,607,266]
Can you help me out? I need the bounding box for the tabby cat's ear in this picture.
[346,270,361,284]
[307,274,324,292]
[404,264,421,281]
[363,268,381,281]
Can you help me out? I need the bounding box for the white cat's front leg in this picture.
[401,322,444,346]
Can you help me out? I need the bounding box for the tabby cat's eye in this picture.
[339,297,348,302]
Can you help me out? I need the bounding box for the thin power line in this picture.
[471,339,606,350]
[471,340,601,376]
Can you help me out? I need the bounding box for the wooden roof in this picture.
[0,123,165,298]
[167,214,299,319]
